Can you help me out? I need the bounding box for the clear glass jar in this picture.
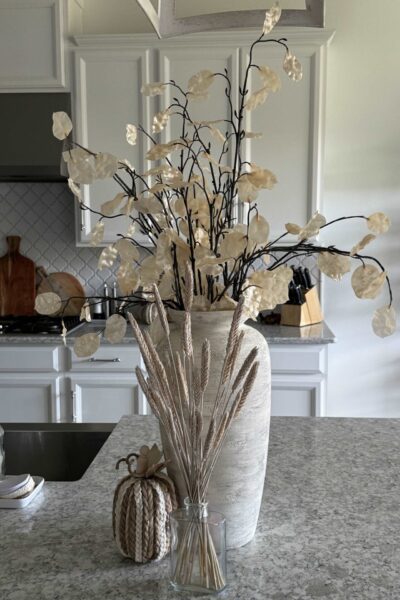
[169,498,227,594]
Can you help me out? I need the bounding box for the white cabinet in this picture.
[0,0,67,91]
[0,340,329,422]
[68,376,140,423]
[0,375,61,422]
[74,46,151,245]
[72,29,333,245]
[269,344,327,416]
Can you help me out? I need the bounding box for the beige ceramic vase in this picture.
[159,310,271,549]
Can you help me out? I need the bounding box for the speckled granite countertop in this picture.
[1,415,398,599]
[0,320,335,345]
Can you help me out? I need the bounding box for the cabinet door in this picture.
[0,375,61,422]
[241,35,330,240]
[74,48,151,245]
[68,375,146,422]
[271,376,325,417]
[0,0,66,91]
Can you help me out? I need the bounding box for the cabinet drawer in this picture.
[269,345,325,374]
[69,345,141,372]
[0,346,62,373]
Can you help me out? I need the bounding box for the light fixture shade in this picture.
[136,0,325,39]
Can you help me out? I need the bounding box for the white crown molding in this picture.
[71,28,335,50]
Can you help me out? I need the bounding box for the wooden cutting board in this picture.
[0,236,36,316]
[37,271,86,317]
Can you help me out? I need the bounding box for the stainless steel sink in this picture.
[1,423,115,481]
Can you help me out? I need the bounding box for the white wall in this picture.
[323,0,400,416]
[75,1,400,416]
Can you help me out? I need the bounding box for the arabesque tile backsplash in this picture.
[0,182,113,295]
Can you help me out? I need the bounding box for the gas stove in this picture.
[0,316,82,335]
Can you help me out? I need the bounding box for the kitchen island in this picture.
[1,415,399,599]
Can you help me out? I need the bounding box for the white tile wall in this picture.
[0,182,113,295]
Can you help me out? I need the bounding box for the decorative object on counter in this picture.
[281,266,323,327]
[159,304,270,549]
[113,444,177,563]
[0,236,35,317]
[129,268,260,591]
[38,5,395,346]
[0,475,44,509]
[36,268,85,317]
[169,499,227,594]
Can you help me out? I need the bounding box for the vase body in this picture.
[159,310,271,549]
[170,499,227,594]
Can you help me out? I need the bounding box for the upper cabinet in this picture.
[0,0,67,91]
[72,29,334,246]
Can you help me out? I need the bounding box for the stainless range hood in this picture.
[0,93,71,182]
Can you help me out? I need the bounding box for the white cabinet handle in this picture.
[71,390,77,422]
[88,357,121,363]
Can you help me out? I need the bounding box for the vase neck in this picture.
[184,497,208,518]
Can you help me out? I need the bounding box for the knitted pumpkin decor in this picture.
[112,444,177,563]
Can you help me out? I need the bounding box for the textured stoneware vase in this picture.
[159,310,271,549]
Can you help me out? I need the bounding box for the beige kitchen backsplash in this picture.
[0,181,319,298]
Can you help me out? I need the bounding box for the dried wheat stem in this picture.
[184,262,194,312]
[152,284,170,336]
[232,347,259,392]
[200,339,211,393]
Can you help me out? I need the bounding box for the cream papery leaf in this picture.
[237,176,259,203]
[135,194,163,215]
[126,124,137,145]
[350,234,376,256]
[90,221,105,247]
[105,314,127,343]
[208,125,226,144]
[141,82,166,96]
[67,178,81,200]
[247,163,277,189]
[149,182,170,194]
[98,244,118,270]
[100,192,125,217]
[158,271,175,300]
[351,264,387,299]
[146,140,180,161]
[152,109,171,134]
[246,87,269,111]
[63,148,95,184]
[367,212,391,235]
[317,252,351,281]
[243,131,263,139]
[211,295,238,311]
[372,305,397,337]
[219,229,247,259]
[194,227,210,248]
[285,222,302,235]
[117,262,140,295]
[120,158,134,170]
[140,256,163,287]
[262,2,282,34]
[188,69,214,94]
[283,52,303,82]
[143,165,171,177]
[122,196,134,216]
[248,214,270,244]
[299,212,326,240]
[74,333,100,358]
[179,220,189,237]
[79,302,91,323]
[52,111,73,140]
[35,292,62,316]
[187,91,209,102]
[115,238,140,262]
[244,266,292,317]
[95,153,119,179]
[258,65,281,92]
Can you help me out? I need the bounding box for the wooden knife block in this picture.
[281,287,323,327]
